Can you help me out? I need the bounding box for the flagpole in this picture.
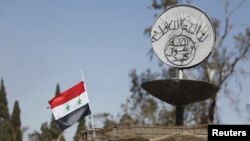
[80,70,96,139]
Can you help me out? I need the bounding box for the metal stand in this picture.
[176,105,184,126]
[176,69,184,126]
[141,69,219,126]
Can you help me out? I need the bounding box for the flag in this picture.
[49,81,91,130]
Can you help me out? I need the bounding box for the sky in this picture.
[0,0,250,141]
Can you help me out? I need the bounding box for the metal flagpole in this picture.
[80,70,96,139]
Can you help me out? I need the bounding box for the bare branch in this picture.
[218,0,248,48]
[220,41,250,85]
[218,47,227,84]
[217,0,231,48]
[229,0,247,16]
[217,0,246,48]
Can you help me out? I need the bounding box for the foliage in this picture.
[0,79,10,120]
[93,113,117,128]
[11,101,22,141]
[121,69,176,125]
[0,119,14,141]
[0,79,23,141]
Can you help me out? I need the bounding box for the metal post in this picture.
[178,69,183,79]
[80,70,96,138]
[176,69,184,126]
[176,105,184,126]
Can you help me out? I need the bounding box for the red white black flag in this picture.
[49,81,91,130]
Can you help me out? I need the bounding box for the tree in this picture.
[0,119,14,141]
[119,113,137,126]
[93,113,117,128]
[0,79,26,141]
[73,119,87,141]
[40,122,53,141]
[122,69,175,125]
[0,79,10,120]
[28,122,52,141]
[11,101,22,141]
[0,79,13,141]
[122,0,250,125]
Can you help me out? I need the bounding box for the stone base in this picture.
[80,125,208,141]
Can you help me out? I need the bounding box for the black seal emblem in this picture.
[164,35,196,66]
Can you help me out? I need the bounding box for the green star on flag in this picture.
[77,99,82,105]
[66,104,70,111]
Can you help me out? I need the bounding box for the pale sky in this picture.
[0,0,250,141]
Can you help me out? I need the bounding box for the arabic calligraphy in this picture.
[165,35,196,66]
[152,15,210,43]
[151,5,215,68]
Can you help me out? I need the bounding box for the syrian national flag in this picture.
[49,81,91,130]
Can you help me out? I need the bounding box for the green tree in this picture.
[73,119,87,141]
[0,120,14,141]
[0,79,10,120]
[11,101,22,141]
[40,122,52,141]
[122,0,250,125]
[28,122,52,141]
[0,79,13,141]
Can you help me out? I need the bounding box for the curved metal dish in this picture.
[141,79,219,106]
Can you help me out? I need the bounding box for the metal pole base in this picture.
[176,105,184,126]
